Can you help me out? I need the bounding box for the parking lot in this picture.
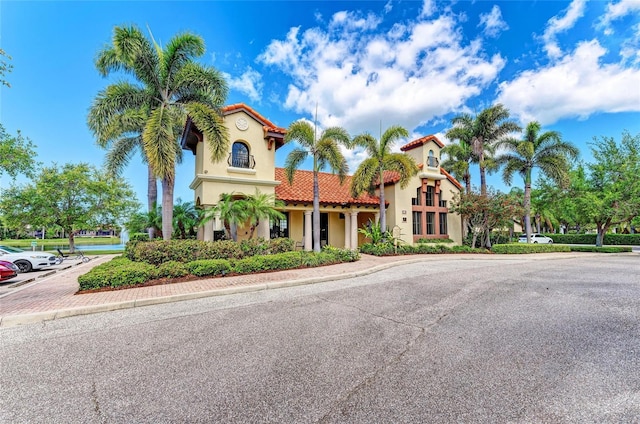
[0,258,93,297]
[1,253,638,422]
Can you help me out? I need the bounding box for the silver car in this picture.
[0,245,58,273]
[518,234,554,244]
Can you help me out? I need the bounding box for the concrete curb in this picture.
[0,251,627,328]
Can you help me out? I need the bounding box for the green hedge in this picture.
[547,233,640,245]
[125,238,297,265]
[360,242,485,256]
[78,259,157,290]
[79,247,360,291]
[568,245,632,253]
[416,238,455,244]
[491,244,571,254]
[186,259,232,277]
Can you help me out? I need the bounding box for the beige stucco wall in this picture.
[191,110,279,207]
[439,178,463,244]
[385,139,463,245]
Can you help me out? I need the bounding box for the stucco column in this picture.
[304,210,312,251]
[259,217,270,240]
[213,212,222,231]
[374,212,380,225]
[344,212,351,249]
[203,218,214,242]
[350,211,359,249]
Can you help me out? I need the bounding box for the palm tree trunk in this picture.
[378,167,386,233]
[313,170,321,253]
[161,176,174,241]
[147,165,157,239]
[524,172,533,243]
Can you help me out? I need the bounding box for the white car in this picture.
[518,234,554,244]
[0,245,58,273]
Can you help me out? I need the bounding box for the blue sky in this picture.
[1,0,639,208]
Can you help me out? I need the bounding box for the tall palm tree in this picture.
[88,25,229,240]
[440,139,473,194]
[88,106,159,238]
[244,189,285,239]
[350,125,418,233]
[448,104,521,195]
[496,121,578,243]
[284,121,351,252]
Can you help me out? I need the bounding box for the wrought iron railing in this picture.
[228,152,256,169]
[426,157,439,168]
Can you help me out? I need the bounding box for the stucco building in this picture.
[181,103,463,249]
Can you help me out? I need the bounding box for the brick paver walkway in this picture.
[0,253,444,326]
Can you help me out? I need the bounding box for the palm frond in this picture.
[316,138,348,182]
[104,136,140,174]
[383,153,419,189]
[352,133,378,156]
[143,105,177,180]
[284,121,315,149]
[284,148,308,184]
[161,32,205,87]
[380,125,409,153]
[174,63,228,106]
[350,157,380,197]
[184,102,229,163]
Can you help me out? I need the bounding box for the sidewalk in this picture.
[0,253,451,328]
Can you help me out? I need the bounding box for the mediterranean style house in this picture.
[181,103,463,249]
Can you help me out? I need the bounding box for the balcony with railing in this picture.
[228,152,256,169]
[426,156,439,168]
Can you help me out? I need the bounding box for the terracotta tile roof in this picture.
[223,103,287,136]
[275,168,381,206]
[400,134,445,151]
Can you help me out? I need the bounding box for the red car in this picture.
[0,260,19,282]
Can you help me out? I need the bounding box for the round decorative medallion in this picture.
[235,117,249,131]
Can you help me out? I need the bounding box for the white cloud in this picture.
[224,67,263,103]
[478,5,509,38]
[542,0,587,59]
[600,0,640,31]
[259,12,505,137]
[420,0,436,18]
[384,1,393,14]
[496,40,640,125]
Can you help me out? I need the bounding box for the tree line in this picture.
[1,26,637,250]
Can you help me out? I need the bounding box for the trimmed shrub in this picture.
[269,237,296,254]
[491,243,570,254]
[239,238,270,257]
[126,239,244,264]
[568,245,632,253]
[417,238,455,244]
[322,245,360,262]
[186,259,233,277]
[547,233,640,246]
[155,261,189,279]
[359,242,397,256]
[78,258,156,291]
[129,233,150,242]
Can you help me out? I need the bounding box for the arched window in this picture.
[427,150,438,168]
[231,142,250,168]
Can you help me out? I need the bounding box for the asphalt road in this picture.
[1,254,639,423]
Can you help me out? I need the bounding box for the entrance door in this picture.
[320,213,328,247]
[312,212,329,247]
